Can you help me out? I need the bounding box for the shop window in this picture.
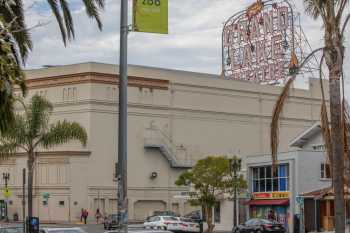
[251,164,289,193]
[214,202,220,223]
[321,163,331,179]
[266,178,272,192]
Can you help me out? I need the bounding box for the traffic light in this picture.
[27,217,39,233]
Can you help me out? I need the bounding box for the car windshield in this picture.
[163,217,178,221]
[0,228,23,233]
[180,218,194,222]
[260,219,274,224]
[245,219,259,226]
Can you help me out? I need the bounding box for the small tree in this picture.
[175,156,246,233]
[0,95,87,219]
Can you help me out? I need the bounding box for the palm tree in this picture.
[0,0,105,133]
[269,1,350,233]
[0,95,88,218]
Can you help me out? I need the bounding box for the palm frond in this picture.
[0,113,28,157]
[342,100,350,184]
[270,76,296,172]
[27,95,53,138]
[47,0,68,45]
[60,0,75,40]
[303,0,326,19]
[94,0,105,8]
[40,120,87,148]
[0,36,26,133]
[318,54,333,173]
[82,0,103,30]
[341,13,350,38]
[321,101,333,165]
[0,140,18,159]
[0,0,33,63]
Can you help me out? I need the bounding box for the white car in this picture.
[144,216,181,231]
[40,228,87,233]
[178,218,200,233]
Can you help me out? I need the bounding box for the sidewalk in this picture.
[308,226,350,233]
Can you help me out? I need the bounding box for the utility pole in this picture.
[3,172,10,222]
[117,0,128,233]
[22,169,26,233]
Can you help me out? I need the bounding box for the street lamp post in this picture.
[3,172,10,222]
[229,157,242,227]
[117,0,128,233]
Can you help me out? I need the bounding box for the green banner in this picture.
[133,0,168,34]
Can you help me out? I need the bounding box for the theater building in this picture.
[0,62,325,230]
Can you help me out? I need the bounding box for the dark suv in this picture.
[104,214,119,230]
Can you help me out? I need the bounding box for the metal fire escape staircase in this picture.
[144,127,193,169]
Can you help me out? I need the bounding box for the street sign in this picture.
[3,188,11,198]
[133,0,168,34]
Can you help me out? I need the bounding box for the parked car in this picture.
[0,226,23,233]
[105,230,171,233]
[183,211,202,223]
[104,214,120,230]
[232,219,285,233]
[40,228,86,233]
[179,218,200,233]
[153,211,179,217]
[144,216,181,231]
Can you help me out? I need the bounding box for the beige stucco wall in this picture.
[0,62,327,229]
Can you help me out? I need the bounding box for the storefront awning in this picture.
[245,199,289,206]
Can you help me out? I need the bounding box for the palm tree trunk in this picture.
[329,73,346,233]
[27,151,35,218]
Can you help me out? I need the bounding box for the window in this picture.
[63,87,77,102]
[312,144,325,151]
[43,200,48,206]
[214,202,220,223]
[59,201,65,206]
[251,164,289,192]
[321,163,331,179]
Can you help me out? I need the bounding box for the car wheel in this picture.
[256,230,262,233]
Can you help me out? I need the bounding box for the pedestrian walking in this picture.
[95,208,102,224]
[268,209,276,222]
[80,208,84,223]
[83,209,89,224]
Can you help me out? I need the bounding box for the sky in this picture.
[23,0,350,90]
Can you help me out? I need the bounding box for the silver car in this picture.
[0,226,23,233]
[40,228,87,233]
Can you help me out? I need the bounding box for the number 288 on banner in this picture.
[133,0,168,34]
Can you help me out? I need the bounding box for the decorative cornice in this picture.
[25,72,169,90]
